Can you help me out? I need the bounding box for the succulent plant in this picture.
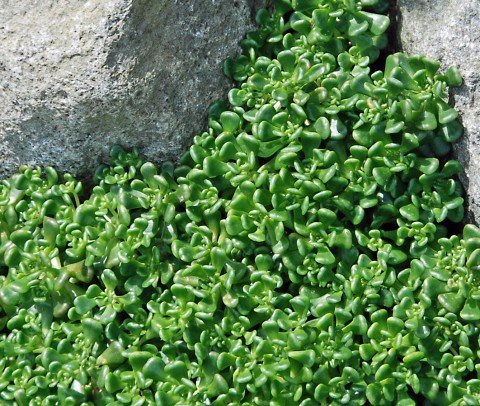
[1,0,478,405]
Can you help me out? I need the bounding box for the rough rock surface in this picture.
[396,0,480,223]
[0,0,264,180]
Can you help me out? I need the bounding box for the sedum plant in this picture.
[0,0,479,404]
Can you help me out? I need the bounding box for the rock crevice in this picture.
[396,0,480,223]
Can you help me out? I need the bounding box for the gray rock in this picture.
[0,0,264,180]
[396,0,480,223]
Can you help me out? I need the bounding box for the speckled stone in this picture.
[0,0,265,179]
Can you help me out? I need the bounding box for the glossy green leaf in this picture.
[277,50,296,73]
[73,296,96,315]
[98,342,125,366]
[229,88,247,107]
[204,156,229,177]
[288,350,315,367]
[460,297,480,321]
[359,11,390,35]
[439,120,463,142]
[416,110,437,131]
[467,248,480,269]
[165,361,189,381]
[315,246,335,265]
[4,245,22,268]
[444,66,463,87]
[437,100,458,124]
[385,119,404,134]
[143,357,166,381]
[207,374,229,397]
[438,292,465,313]
[105,373,123,393]
[416,158,439,175]
[400,204,420,221]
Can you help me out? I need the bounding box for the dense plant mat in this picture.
[1,0,479,404]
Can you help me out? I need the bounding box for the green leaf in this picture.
[259,138,287,158]
[330,116,347,140]
[353,128,373,146]
[465,237,480,257]
[143,357,166,381]
[228,88,247,106]
[437,101,458,124]
[207,374,229,397]
[302,64,326,83]
[10,229,32,248]
[314,117,331,139]
[140,161,157,179]
[385,119,404,134]
[317,208,336,225]
[438,292,465,313]
[388,249,407,265]
[445,196,463,210]
[338,52,353,70]
[444,66,463,87]
[257,104,277,123]
[333,229,352,250]
[464,224,480,239]
[386,77,404,94]
[315,246,335,265]
[442,160,462,177]
[359,11,390,36]
[400,204,420,221]
[288,350,316,367]
[290,12,312,35]
[403,351,425,366]
[82,318,103,342]
[272,87,289,101]
[419,378,439,400]
[292,0,322,12]
[248,229,266,242]
[101,269,118,291]
[439,120,463,142]
[74,203,97,226]
[248,73,269,90]
[460,297,480,321]
[278,50,296,73]
[351,73,372,95]
[257,121,278,141]
[348,18,369,37]
[375,364,392,381]
[226,215,244,236]
[0,285,21,306]
[98,342,126,366]
[217,352,236,370]
[366,383,383,404]
[467,248,480,269]
[235,367,253,384]
[4,245,22,268]
[165,360,189,381]
[203,156,229,177]
[372,167,391,187]
[12,173,29,190]
[211,247,227,271]
[105,373,123,393]
[416,158,439,175]
[416,110,437,131]
[74,295,96,315]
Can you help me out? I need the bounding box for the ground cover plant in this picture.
[1,0,480,404]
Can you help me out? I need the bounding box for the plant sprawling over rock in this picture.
[1,0,479,404]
